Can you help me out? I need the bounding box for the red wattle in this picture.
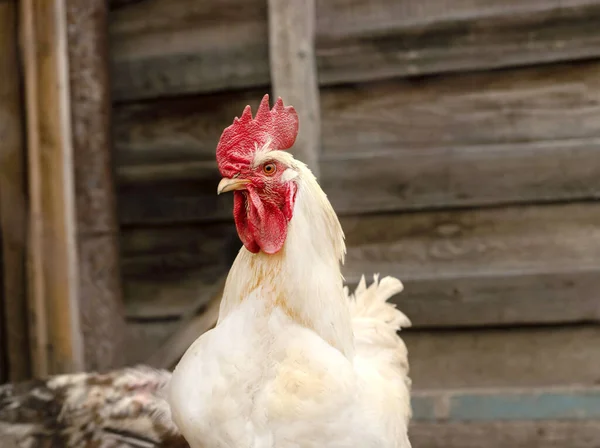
[233,191,260,253]
[232,186,292,255]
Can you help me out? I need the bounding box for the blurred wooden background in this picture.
[110,0,600,377]
[1,0,600,446]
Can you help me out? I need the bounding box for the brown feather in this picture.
[0,366,189,447]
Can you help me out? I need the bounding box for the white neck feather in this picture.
[219,161,355,358]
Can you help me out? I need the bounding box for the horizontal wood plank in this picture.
[109,0,600,100]
[412,387,600,421]
[121,202,600,328]
[410,388,600,447]
[120,224,239,319]
[409,420,600,448]
[405,326,600,389]
[109,0,269,101]
[114,62,600,224]
[145,279,223,369]
[340,203,600,282]
[125,319,179,364]
[124,275,222,320]
[392,270,600,328]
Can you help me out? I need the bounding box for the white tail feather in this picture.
[347,275,411,373]
[347,274,412,434]
[348,274,411,330]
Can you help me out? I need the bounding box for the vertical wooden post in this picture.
[0,0,31,382]
[267,0,321,176]
[65,0,127,371]
[20,0,126,375]
[21,0,85,376]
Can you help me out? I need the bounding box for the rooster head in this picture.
[216,94,300,255]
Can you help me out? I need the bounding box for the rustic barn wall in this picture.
[108,0,600,423]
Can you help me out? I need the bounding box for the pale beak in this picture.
[217,177,250,195]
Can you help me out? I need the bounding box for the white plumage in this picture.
[169,152,412,448]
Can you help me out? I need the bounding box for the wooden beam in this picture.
[21,0,126,375]
[109,0,600,101]
[20,0,85,376]
[0,0,31,382]
[268,0,320,175]
[65,0,127,371]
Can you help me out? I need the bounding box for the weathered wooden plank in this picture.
[321,140,600,216]
[410,387,600,447]
[121,203,600,328]
[412,387,600,422]
[66,0,128,371]
[340,203,600,284]
[109,0,269,101]
[118,172,232,226]
[109,0,600,100]
[113,91,262,167]
[318,64,600,155]
[124,275,224,320]
[390,269,600,328]
[0,0,31,382]
[125,319,179,365]
[404,326,600,389]
[20,0,85,376]
[114,62,600,224]
[114,61,600,162]
[268,0,320,174]
[145,277,223,369]
[316,0,600,86]
[409,420,600,448]
[121,225,239,319]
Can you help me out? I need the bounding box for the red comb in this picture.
[216,94,299,177]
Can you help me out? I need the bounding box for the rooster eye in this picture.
[262,163,277,176]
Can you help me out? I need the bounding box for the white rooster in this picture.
[169,95,412,448]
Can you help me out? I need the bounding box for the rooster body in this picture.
[169,96,412,448]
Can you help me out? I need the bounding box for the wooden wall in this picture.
[108,0,600,442]
[107,0,600,444]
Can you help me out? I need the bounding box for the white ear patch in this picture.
[281,168,299,182]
